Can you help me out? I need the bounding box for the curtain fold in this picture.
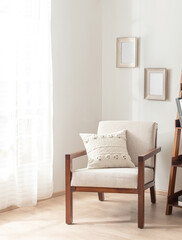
[0,0,53,209]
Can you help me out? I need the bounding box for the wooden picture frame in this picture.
[144,68,167,101]
[116,37,137,68]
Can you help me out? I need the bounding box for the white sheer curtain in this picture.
[0,0,53,209]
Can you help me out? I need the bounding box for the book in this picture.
[176,98,182,127]
[178,195,182,206]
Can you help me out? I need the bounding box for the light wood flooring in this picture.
[1,192,182,240]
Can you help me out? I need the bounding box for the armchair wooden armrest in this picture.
[65,149,87,224]
[65,149,87,175]
[66,150,86,160]
[138,147,161,162]
[137,146,161,228]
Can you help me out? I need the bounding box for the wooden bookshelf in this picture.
[166,74,182,214]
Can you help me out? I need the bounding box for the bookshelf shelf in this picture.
[166,74,182,215]
[167,190,182,210]
[172,163,182,167]
[172,155,182,167]
[168,202,182,208]
[175,119,182,128]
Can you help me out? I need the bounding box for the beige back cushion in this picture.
[97,121,157,168]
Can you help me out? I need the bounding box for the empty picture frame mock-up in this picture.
[144,68,167,101]
[116,37,137,68]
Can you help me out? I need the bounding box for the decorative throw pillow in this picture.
[80,130,135,169]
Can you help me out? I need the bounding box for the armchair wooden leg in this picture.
[138,158,144,229]
[166,166,177,215]
[65,155,73,224]
[138,190,144,229]
[66,188,73,224]
[150,186,156,204]
[98,192,104,201]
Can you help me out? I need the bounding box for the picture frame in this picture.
[116,37,137,68]
[144,68,167,101]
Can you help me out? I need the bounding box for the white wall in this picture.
[102,0,182,191]
[52,0,182,192]
[51,0,102,192]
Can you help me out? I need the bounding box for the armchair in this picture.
[65,121,161,229]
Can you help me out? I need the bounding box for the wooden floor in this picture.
[1,192,182,240]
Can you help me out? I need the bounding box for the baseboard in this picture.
[156,190,167,196]
[52,191,65,198]
[146,189,167,196]
[0,191,65,213]
[0,205,18,213]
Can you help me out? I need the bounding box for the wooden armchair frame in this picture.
[65,147,161,229]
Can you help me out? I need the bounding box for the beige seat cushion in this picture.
[71,167,154,189]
